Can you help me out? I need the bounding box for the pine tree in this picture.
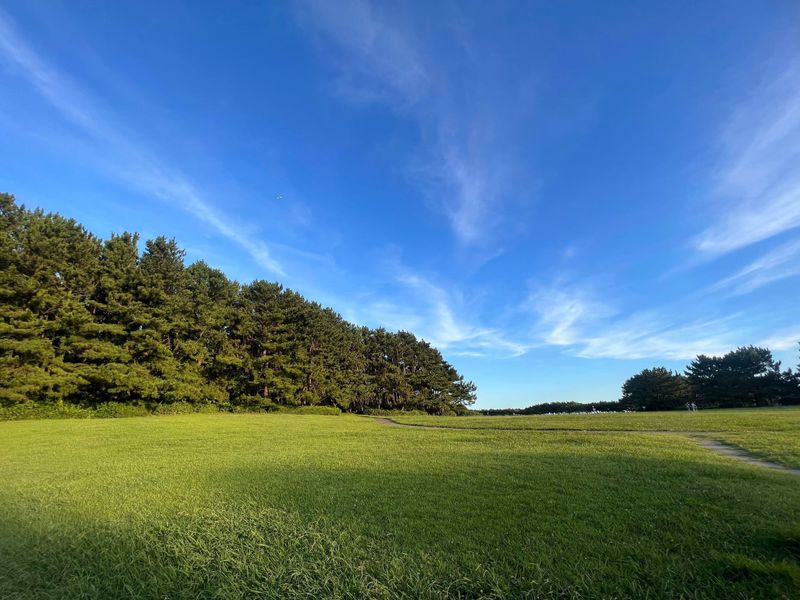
[0,194,479,414]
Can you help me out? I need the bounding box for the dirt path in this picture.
[689,436,800,475]
[372,417,800,475]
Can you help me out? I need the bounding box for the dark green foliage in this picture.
[0,194,476,415]
[361,407,429,416]
[616,347,800,412]
[277,405,342,415]
[686,346,798,408]
[485,346,800,416]
[621,367,690,411]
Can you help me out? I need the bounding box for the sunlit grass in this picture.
[711,431,800,468]
[1,413,799,598]
[391,406,800,432]
[393,407,800,469]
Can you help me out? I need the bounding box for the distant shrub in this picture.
[152,401,196,415]
[280,405,341,416]
[439,408,458,417]
[231,396,282,413]
[361,408,428,416]
[94,402,149,418]
[0,402,94,421]
[0,400,340,420]
[361,408,391,416]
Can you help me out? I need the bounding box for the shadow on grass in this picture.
[5,449,798,599]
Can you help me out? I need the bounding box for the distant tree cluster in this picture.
[484,346,800,416]
[481,401,621,416]
[620,346,800,411]
[0,194,476,414]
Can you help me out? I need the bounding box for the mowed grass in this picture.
[713,432,800,469]
[392,406,800,432]
[394,407,800,468]
[1,413,799,599]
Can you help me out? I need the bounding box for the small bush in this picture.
[152,401,195,415]
[0,402,94,421]
[231,396,281,413]
[361,408,428,416]
[94,402,149,418]
[194,404,220,414]
[279,405,341,416]
[361,408,391,416]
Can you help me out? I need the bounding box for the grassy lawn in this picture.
[393,408,800,469]
[391,406,800,432]
[1,413,799,598]
[712,432,800,469]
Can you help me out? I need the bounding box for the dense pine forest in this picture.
[0,194,476,415]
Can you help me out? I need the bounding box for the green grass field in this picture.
[392,406,800,432]
[394,407,800,469]
[2,411,799,598]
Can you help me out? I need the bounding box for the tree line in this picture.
[484,345,800,415]
[620,346,800,410]
[481,401,621,416]
[0,194,476,415]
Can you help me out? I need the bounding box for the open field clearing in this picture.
[1,412,799,599]
[393,408,800,469]
[391,407,800,432]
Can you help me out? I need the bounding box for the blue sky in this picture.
[1,1,799,408]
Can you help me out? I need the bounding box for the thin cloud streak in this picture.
[526,280,796,361]
[708,238,800,296]
[343,254,530,358]
[527,283,614,346]
[758,330,800,353]
[574,315,741,360]
[392,267,529,357]
[298,0,531,245]
[0,9,285,276]
[695,66,800,255]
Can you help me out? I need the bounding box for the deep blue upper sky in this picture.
[1,1,799,408]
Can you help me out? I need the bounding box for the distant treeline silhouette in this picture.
[481,401,621,416]
[0,194,476,415]
[484,345,800,415]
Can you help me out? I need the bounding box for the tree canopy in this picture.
[620,367,689,411]
[685,346,798,408]
[486,345,799,415]
[0,194,476,414]
[620,345,799,411]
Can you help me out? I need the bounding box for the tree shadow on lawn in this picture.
[2,451,799,599]
[206,443,800,595]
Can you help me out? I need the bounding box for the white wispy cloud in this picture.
[757,330,800,353]
[297,0,533,245]
[695,65,800,255]
[345,254,529,358]
[574,314,741,360]
[0,9,285,276]
[525,279,799,361]
[708,238,800,295]
[393,269,528,356]
[297,0,427,106]
[527,283,614,346]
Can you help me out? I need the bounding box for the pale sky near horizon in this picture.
[1,1,799,408]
